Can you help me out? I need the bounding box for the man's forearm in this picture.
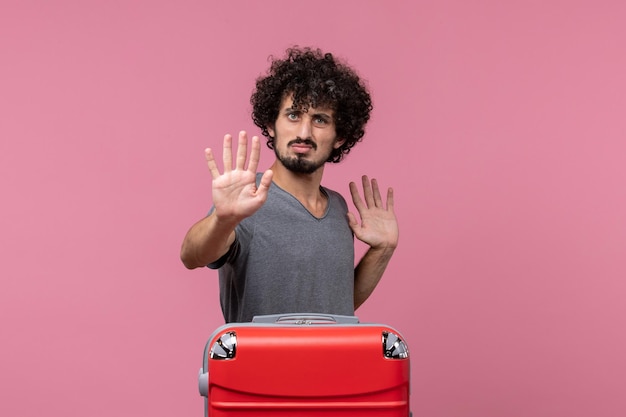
[180,214,236,269]
[353,246,396,309]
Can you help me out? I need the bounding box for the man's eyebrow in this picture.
[311,111,333,119]
[282,106,333,119]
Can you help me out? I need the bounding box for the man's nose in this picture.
[297,119,312,139]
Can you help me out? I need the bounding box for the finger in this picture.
[247,135,261,173]
[349,181,365,211]
[371,178,383,208]
[205,148,221,179]
[361,175,375,207]
[386,187,395,211]
[222,134,233,172]
[235,131,248,170]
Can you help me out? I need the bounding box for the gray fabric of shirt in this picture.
[209,174,355,323]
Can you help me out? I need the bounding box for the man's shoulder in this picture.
[321,185,346,202]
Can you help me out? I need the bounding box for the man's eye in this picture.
[315,117,328,124]
[287,113,299,120]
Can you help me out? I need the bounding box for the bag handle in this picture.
[251,313,359,325]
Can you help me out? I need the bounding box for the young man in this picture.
[180,47,398,323]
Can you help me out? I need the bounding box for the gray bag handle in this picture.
[251,313,360,325]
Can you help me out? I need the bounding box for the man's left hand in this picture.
[348,175,399,250]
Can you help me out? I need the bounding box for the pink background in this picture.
[2,1,625,416]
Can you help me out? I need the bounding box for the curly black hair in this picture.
[251,47,373,163]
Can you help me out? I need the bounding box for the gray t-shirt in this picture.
[209,175,355,323]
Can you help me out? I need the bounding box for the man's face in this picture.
[268,95,345,174]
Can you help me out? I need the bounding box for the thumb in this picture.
[347,212,359,230]
[257,169,274,194]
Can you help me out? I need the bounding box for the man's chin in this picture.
[280,157,321,174]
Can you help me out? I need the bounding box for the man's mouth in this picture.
[288,139,317,153]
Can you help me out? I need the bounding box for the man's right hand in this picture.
[205,131,273,224]
[180,131,272,269]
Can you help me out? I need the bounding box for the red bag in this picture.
[199,314,411,416]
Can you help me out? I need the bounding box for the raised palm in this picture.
[348,175,399,250]
[206,131,273,222]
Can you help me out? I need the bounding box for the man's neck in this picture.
[270,161,327,215]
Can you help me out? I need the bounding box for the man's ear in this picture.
[333,137,347,149]
[267,125,275,138]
